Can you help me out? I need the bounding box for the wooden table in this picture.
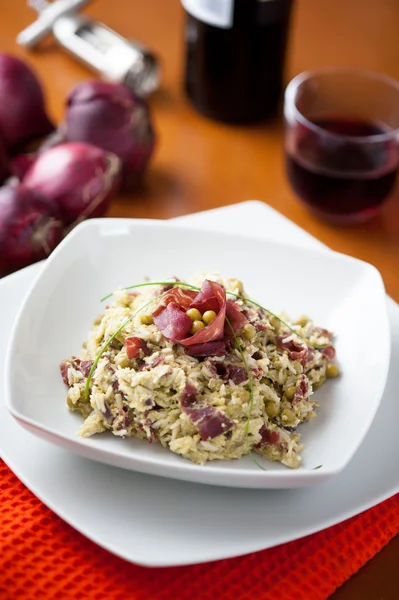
[1,1,398,597]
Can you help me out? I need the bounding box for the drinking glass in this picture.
[284,68,399,224]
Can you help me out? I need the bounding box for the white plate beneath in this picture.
[0,201,398,566]
[5,218,390,488]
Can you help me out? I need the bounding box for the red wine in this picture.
[286,117,398,223]
[183,0,293,123]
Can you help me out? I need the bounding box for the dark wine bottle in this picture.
[182,0,294,124]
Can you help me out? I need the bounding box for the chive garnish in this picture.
[225,316,267,471]
[101,280,327,350]
[101,281,199,303]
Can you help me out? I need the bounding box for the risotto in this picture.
[60,274,339,469]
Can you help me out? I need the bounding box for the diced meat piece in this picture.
[276,335,308,362]
[137,416,157,443]
[116,408,131,431]
[180,383,234,440]
[257,425,280,447]
[303,347,315,365]
[292,375,309,405]
[121,415,131,429]
[207,361,228,379]
[313,326,333,340]
[243,307,267,325]
[320,345,336,361]
[59,357,93,386]
[153,302,193,341]
[125,336,151,359]
[207,361,247,383]
[80,360,94,377]
[192,407,234,440]
[60,361,70,385]
[215,363,228,378]
[227,365,248,384]
[102,402,112,421]
[180,383,199,408]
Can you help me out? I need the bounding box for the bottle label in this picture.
[181,0,234,29]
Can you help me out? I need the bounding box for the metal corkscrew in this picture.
[17,0,161,97]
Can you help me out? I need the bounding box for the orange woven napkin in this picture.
[0,459,398,600]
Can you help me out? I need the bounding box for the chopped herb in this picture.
[225,316,267,471]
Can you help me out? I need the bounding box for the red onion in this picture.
[0,54,54,150]
[0,133,8,183]
[10,153,36,181]
[0,185,63,277]
[23,142,121,227]
[65,81,155,190]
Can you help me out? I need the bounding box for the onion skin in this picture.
[22,142,121,227]
[65,81,156,191]
[0,53,54,150]
[0,185,63,277]
[10,153,35,181]
[0,133,8,183]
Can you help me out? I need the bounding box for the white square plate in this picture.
[5,218,390,488]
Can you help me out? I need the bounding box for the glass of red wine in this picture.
[284,68,399,224]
